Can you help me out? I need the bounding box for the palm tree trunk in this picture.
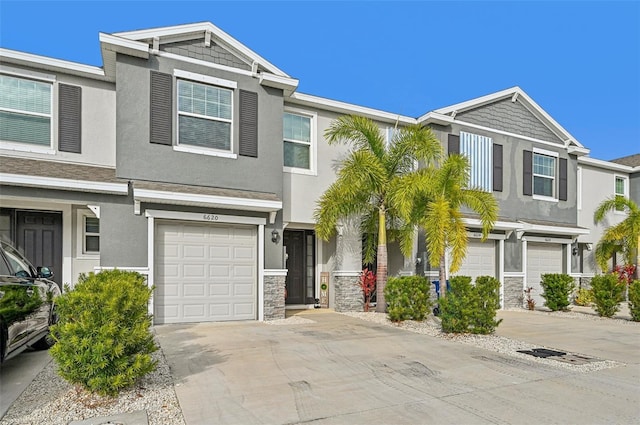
[376,207,387,313]
[439,254,447,300]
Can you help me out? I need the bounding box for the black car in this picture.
[0,240,61,364]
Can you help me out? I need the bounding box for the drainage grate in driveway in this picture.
[517,348,601,364]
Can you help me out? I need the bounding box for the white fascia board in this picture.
[578,156,635,173]
[518,221,590,237]
[0,173,128,195]
[99,33,150,58]
[259,73,299,96]
[288,92,416,125]
[434,86,521,115]
[464,218,523,231]
[417,111,455,125]
[568,146,590,156]
[114,22,289,78]
[134,188,282,213]
[0,48,105,79]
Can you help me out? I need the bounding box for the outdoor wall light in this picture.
[271,228,280,244]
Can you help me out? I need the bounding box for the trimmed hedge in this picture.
[590,273,626,318]
[540,273,575,311]
[440,275,502,334]
[384,276,432,322]
[628,280,640,322]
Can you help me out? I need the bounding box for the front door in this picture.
[284,230,315,305]
[16,211,63,287]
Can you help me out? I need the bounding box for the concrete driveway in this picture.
[156,310,640,425]
[0,349,52,419]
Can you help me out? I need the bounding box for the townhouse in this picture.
[1,22,637,323]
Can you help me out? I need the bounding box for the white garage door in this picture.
[155,221,257,324]
[455,239,496,282]
[527,243,563,308]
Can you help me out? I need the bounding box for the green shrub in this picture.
[440,275,502,334]
[628,280,640,322]
[50,270,157,396]
[540,273,575,311]
[590,273,626,318]
[574,287,594,306]
[472,276,503,334]
[384,276,431,322]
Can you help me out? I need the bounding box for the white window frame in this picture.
[0,67,55,154]
[173,70,236,159]
[76,210,100,257]
[614,174,628,214]
[283,107,317,176]
[532,148,558,202]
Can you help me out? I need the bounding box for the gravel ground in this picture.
[341,309,631,373]
[0,337,185,425]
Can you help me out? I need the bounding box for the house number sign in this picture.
[203,214,219,221]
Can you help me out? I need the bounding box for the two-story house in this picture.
[0,22,635,323]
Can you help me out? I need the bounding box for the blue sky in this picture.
[1,1,638,161]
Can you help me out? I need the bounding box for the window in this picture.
[0,74,52,146]
[177,79,232,151]
[460,131,493,192]
[533,152,555,197]
[283,112,312,170]
[615,175,628,211]
[84,216,99,254]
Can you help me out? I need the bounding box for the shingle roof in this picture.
[133,180,280,202]
[0,155,122,183]
[610,153,640,167]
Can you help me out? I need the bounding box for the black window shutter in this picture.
[239,89,258,157]
[58,84,81,153]
[447,134,460,155]
[523,150,533,196]
[559,158,568,201]
[150,71,173,146]
[493,144,503,192]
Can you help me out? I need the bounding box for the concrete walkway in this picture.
[0,350,52,419]
[155,310,640,425]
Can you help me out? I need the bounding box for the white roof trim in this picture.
[0,48,105,78]
[114,22,289,78]
[432,86,584,149]
[464,218,523,231]
[518,221,590,237]
[0,173,128,195]
[578,156,638,172]
[288,92,416,125]
[259,73,299,96]
[98,33,150,58]
[134,188,282,213]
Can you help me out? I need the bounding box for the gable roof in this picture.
[611,153,640,167]
[419,87,588,154]
[99,22,298,94]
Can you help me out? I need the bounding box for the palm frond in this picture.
[424,196,450,268]
[324,115,386,159]
[447,210,468,273]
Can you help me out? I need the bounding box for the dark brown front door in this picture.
[16,211,62,286]
[284,230,315,305]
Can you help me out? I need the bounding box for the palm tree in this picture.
[593,196,640,275]
[392,154,498,298]
[314,115,442,312]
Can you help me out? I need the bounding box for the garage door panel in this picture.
[210,246,231,259]
[155,221,257,324]
[527,243,563,307]
[455,240,496,281]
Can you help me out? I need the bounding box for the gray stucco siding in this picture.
[434,124,579,225]
[115,54,284,198]
[100,198,148,268]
